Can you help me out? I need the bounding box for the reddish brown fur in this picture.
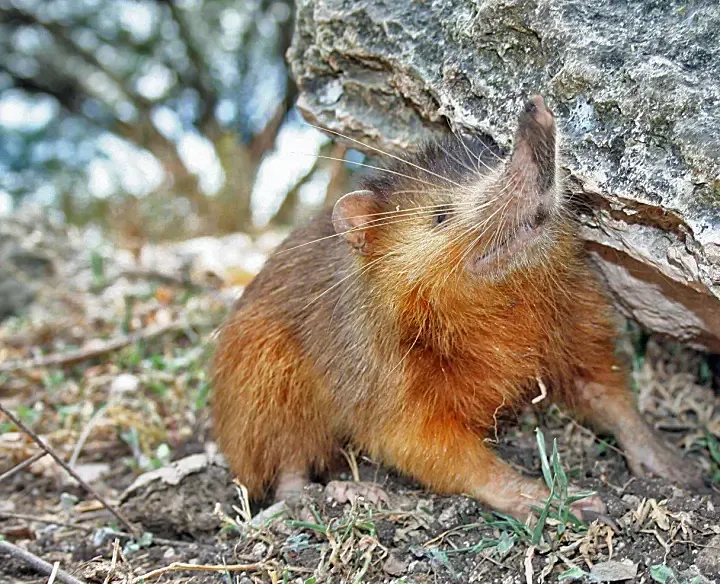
[212,97,701,517]
[213,313,335,497]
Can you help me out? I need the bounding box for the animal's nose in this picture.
[523,95,554,130]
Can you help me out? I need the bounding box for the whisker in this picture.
[453,131,498,173]
[452,132,483,174]
[302,253,393,311]
[380,327,423,386]
[305,124,465,188]
[278,211,466,256]
[444,175,520,281]
[309,154,442,189]
[437,203,508,286]
[450,195,514,280]
[436,139,480,176]
[340,200,478,222]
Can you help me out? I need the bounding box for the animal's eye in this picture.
[433,212,448,226]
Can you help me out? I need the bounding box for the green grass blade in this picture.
[536,428,554,489]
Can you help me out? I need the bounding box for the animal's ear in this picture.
[332,190,384,255]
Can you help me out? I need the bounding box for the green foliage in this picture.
[56,403,82,424]
[123,531,154,555]
[701,431,720,484]
[558,566,588,581]
[0,0,298,236]
[532,428,593,545]
[15,404,42,427]
[42,370,66,391]
[706,431,720,465]
[698,360,712,385]
[90,250,106,289]
[651,564,676,584]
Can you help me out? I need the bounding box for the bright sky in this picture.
[0,91,57,131]
[0,191,12,215]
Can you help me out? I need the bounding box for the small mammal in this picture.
[213,96,701,518]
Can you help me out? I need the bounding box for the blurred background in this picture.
[0,0,356,251]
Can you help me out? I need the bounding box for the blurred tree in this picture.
[0,0,303,243]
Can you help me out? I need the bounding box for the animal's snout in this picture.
[521,95,555,133]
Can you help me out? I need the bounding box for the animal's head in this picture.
[332,95,568,303]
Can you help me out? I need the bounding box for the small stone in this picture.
[621,494,641,508]
[69,462,110,484]
[590,560,638,581]
[437,504,458,528]
[249,501,288,529]
[251,542,268,560]
[383,554,408,577]
[696,534,720,577]
[0,500,16,513]
[111,373,140,394]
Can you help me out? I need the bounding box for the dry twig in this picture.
[102,539,120,584]
[0,402,139,537]
[0,540,85,584]
[0,450,47,483]
[0,322,187,372]
[0,511,202,548]
[524,546,535,584]
[0,511,92,531]
[131,561,270,583]
[47,561,60,584]
[69,402,110,469]
[532,376,548,404]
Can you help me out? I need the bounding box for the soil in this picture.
[2,393,718,583]
[0,222,718,583]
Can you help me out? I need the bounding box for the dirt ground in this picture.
[1,219,719,583]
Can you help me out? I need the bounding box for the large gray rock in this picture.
[288,0,720,351]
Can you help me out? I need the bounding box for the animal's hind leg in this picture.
[571,375,703,487]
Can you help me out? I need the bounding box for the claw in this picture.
[325,480,391,506]
[569,492,607,521]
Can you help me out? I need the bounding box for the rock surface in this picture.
[288,0,720,350]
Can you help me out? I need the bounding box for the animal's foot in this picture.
[325,480,390,506]
[620,427,704,489]
[274,470,324,523]
[499,483,606,522]
[568,491,607,521]
[275,468,310,505]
